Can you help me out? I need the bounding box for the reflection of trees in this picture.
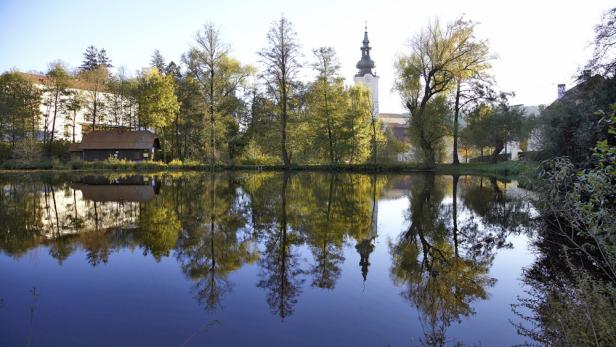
[390,174,496,346]
[0,179,45,257]
[245,172,387,317]
[175,174,258,311]
[138,198,181,261]
[255,173,305,319]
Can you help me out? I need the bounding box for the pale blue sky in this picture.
[0,0,611,112]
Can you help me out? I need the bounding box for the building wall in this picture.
[354,73,379,115]
[82,149,152,161]
[35,83,135,143]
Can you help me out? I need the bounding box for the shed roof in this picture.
[73,129,159,150]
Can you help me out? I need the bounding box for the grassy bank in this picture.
[0,158,537,179]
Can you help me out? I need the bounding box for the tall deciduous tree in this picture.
[184,23,252,163]
[43,62,72,154]
[136,68,180,161]
[310,47,342,164]
[258,16,302,167]
[395,18,488,167]
[0,72,41,148]
[448,19,492,164]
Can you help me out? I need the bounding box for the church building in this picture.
[353,26,412,161]
[353,25,379,116]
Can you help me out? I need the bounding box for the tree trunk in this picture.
[452,175,459,258]
[452,80,461,165]
[48,89,60,157]
[324,86,334,164]
[281,78,290,168]
[490,142,504,163]
[209,67,216,164]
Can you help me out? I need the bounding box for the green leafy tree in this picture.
[448,19,493,164]
[408,95,452,164]
[395,18,486,167]
[184,23,253,162]
[136,68,180,160]
[307,47,345,163]
[0,72,41,149]
[465,102,527,162]
[343,85,374,163]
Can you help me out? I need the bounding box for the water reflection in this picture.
[0,172,535,345]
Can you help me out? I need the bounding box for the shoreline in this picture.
[0,161,535,179]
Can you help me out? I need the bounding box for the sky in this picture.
[0,0,611,113]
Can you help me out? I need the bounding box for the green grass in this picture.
[436,161,538,180]
[0,158,538,179]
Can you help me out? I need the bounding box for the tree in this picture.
[80,45,99,72]
[66,91,84,143]
[586,7,616,77]
[78,66,109,131]
[151,49,166,74]
[136,68,180,161]
[0,72,41,149]
[43,62,72,155]
[184,23,252,163]
[448,19,492,164]
[97,49,113,69]
[408,95,452,164]
[465,102,527,163]
[308,47,343,163]
[343,85,374,163]
[258,16,302,167]
[395,18,487,167]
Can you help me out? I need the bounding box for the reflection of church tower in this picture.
[356,239,375,282]
[354,24,379,116]
[355,176,379,282]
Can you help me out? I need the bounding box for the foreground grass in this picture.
[0,158,537,179]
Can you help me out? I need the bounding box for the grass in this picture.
[0,158,538,179]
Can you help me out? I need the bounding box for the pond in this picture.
[0,172,537,346]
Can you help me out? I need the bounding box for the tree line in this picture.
[5,12,611,168]
[0,17,405,165]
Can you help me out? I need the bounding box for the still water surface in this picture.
[0,172,536,346]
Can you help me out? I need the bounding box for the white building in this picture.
[20,72,134,143]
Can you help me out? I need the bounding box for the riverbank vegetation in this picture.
[511,8,616,346]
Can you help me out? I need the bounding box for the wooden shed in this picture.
[69,129,160,161]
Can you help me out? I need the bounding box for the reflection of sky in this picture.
[0,178,536,347]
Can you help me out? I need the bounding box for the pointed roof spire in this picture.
[356,23,375,77]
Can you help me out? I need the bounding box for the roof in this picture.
[545,75,605,112]
[17,72,110,92]
[73,129,159,150]
[378,113,409,127]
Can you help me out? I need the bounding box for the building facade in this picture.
[20,72,135,143]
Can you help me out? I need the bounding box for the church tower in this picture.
[354,24,379,116]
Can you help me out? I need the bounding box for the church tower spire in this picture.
[356,24,375,77]
[353,23,379,115]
